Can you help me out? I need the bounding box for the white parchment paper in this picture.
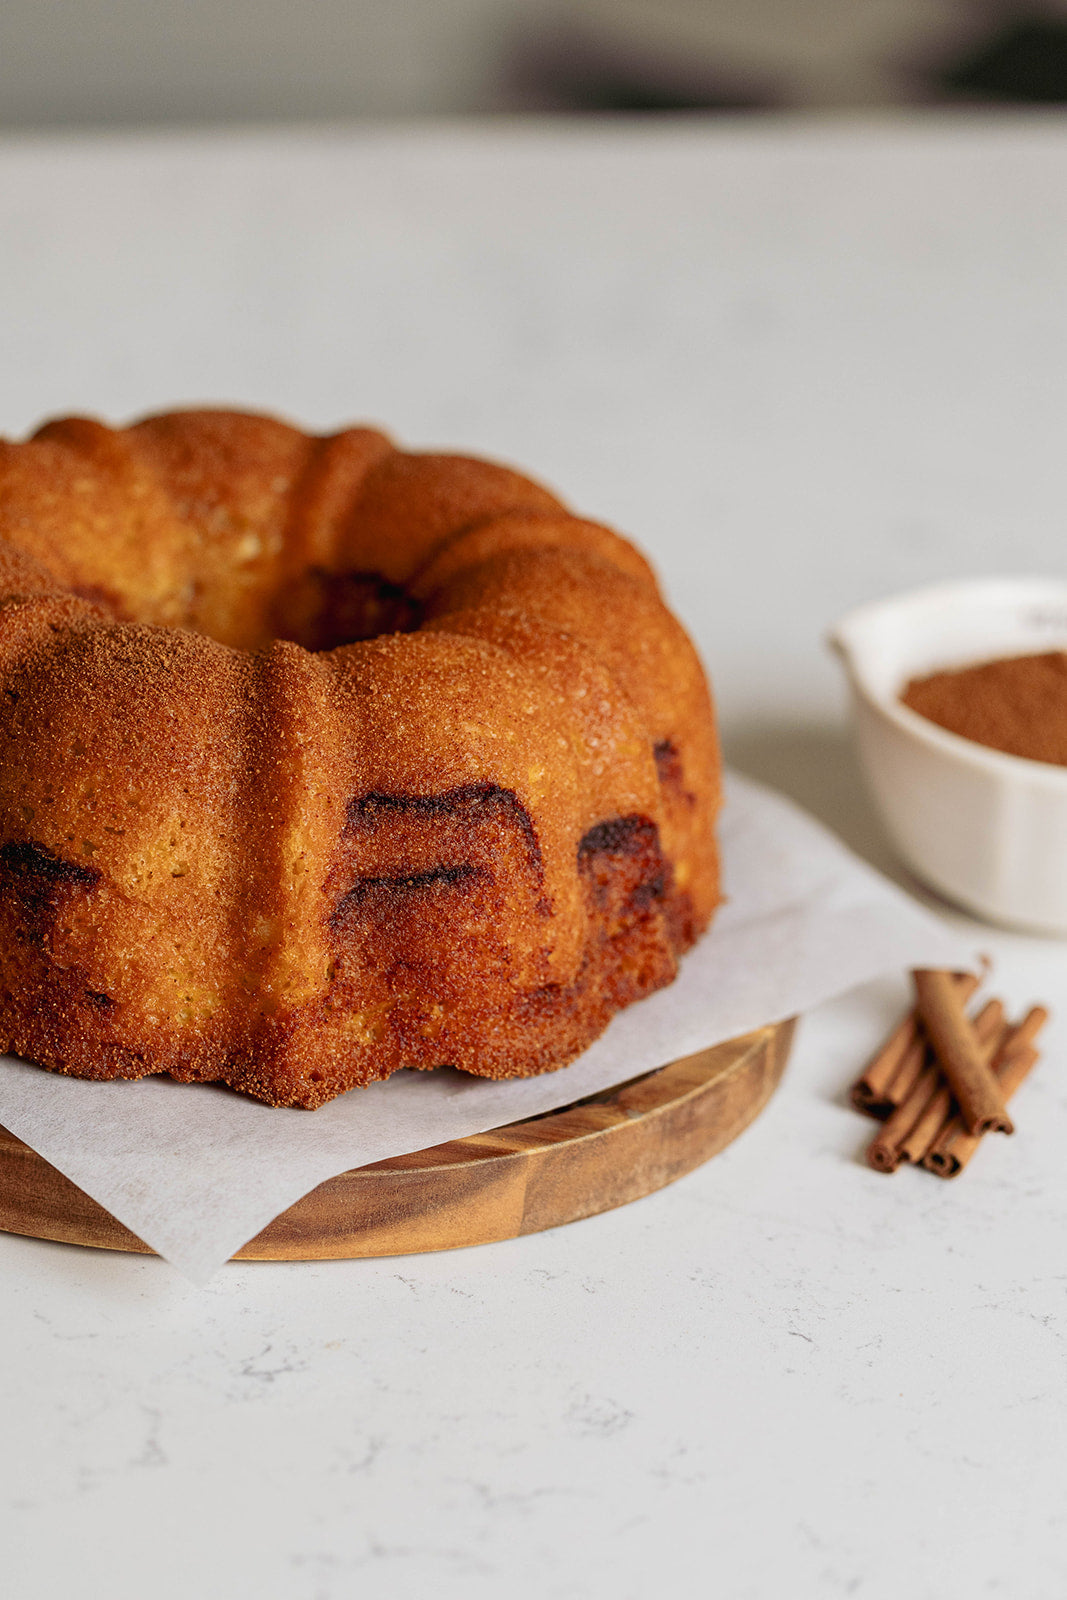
[0,774,971,1281]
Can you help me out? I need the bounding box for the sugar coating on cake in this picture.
[0,410,721,1107]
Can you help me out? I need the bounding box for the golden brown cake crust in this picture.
[0,409,721,1107]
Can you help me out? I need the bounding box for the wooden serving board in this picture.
[0,1020,794,1261]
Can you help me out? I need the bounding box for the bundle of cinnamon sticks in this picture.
[851,969,1048,1178]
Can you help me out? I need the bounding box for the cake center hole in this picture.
[273,569,424,653]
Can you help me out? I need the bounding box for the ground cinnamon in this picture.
[902,651,1067,765]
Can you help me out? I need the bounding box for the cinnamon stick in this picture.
[850,1015,915,1117]
[865,999,1002,1174]
[1004,1004,1048,1055]
[882,1034,928,1115]
[924,1007,1048,1179]
[851,971,979,1118]
[922,1047,1037,1179]
[867,1060,943,1174]
[913,969,1014,1136]
[898,1001,1004,1166]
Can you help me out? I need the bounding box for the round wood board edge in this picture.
[0,1019,795,1262]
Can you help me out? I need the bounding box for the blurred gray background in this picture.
[4,0,1067,126]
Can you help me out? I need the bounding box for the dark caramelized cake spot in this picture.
[578,815,669,919]
[329,860,479,929]
[83,987,116,1010]
[344,783,543,878]
[0,838,100,898]
[653,738,683,785]
[0,840,102,959]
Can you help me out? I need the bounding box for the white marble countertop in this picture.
[2,114,1067,1600]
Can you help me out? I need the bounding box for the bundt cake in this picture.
[0,410,721,1108]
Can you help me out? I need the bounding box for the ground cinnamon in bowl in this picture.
[901,651,1067,766]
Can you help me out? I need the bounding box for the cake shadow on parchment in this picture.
[726,714,985,940]
[723,719,913,891]
[726,720,946,1134]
